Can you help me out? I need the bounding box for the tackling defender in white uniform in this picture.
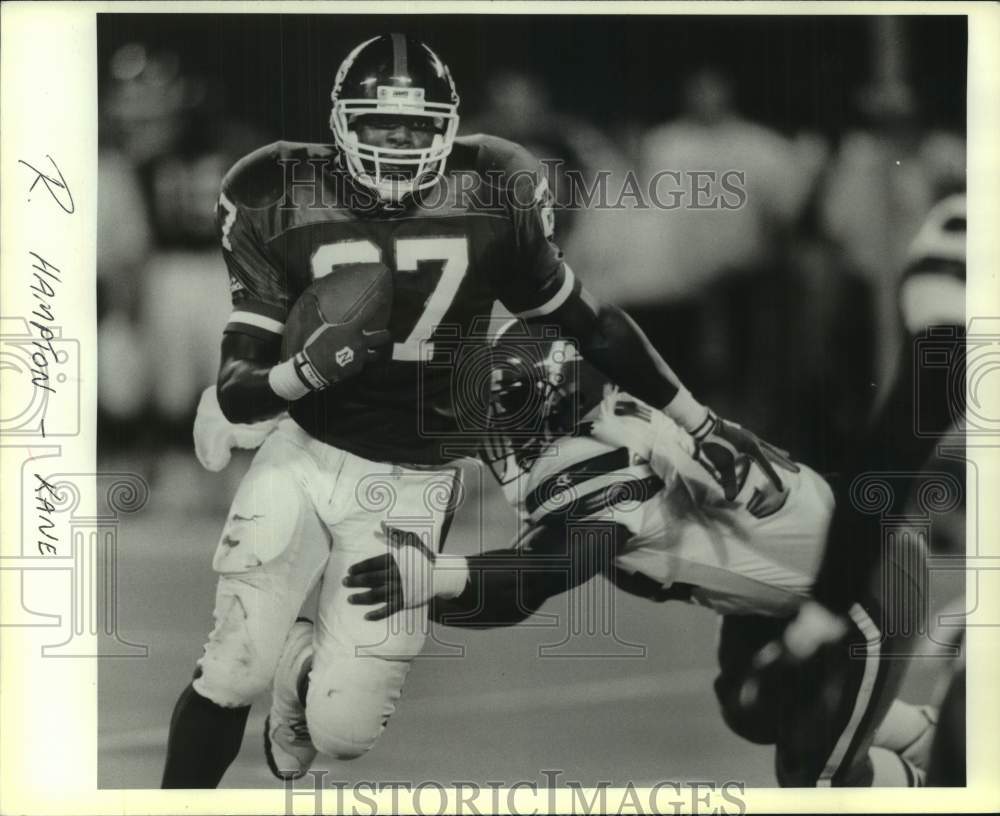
[345,321,935,786]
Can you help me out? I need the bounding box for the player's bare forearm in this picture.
[430,521,626,629]
[216,332,287,424]
[544,285,705,425]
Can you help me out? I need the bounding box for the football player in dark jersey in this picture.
[345,319,937,786]
[778,193,967,784]
[820,192,967,787]
[161,34,782,788]
[801,194,966,626]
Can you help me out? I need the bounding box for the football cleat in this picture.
[264,619,317,780]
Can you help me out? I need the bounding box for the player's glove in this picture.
[268,325,392,400]
[590,386,694,491]
[691,411,798,503]
[342,523,469,621]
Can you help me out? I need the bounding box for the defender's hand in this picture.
[693,411,798,502]
[344,552,404,621]
[343,525,468,621]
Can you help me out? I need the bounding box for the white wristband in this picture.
[268,357,311,401]
[662,388,710,435]
[432,555,470,600]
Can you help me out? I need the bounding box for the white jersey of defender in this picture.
[503,392,834,616]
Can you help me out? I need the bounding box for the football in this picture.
[281,262,394,362]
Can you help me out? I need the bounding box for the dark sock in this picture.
[161,682,251,788]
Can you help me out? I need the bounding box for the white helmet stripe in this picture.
[330,35,460,202]
[391,32,408,77]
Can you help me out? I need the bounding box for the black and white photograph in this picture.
[1,2,998,813]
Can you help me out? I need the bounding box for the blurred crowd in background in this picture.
[97,15,966,510]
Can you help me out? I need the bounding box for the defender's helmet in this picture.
[330,34,460,202]
[482,320,604,485]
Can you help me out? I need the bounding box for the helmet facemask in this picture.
[330,94,459,202]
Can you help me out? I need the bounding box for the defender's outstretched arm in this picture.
[343,521,630,628]
[540,285,793,499]
[541,285,708,430]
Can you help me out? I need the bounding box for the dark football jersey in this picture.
[812,194,966,613]
[216,135,576,466]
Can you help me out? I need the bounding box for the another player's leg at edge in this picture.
[733,194,969,787]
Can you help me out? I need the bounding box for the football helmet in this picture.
[330,34,460,202]
[482,320,604,485]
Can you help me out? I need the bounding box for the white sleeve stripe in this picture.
[227,311,285,334]
[906,233,965,264]
[219,192,237,251]
[899,274,965,332]
[514,263,576,319]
